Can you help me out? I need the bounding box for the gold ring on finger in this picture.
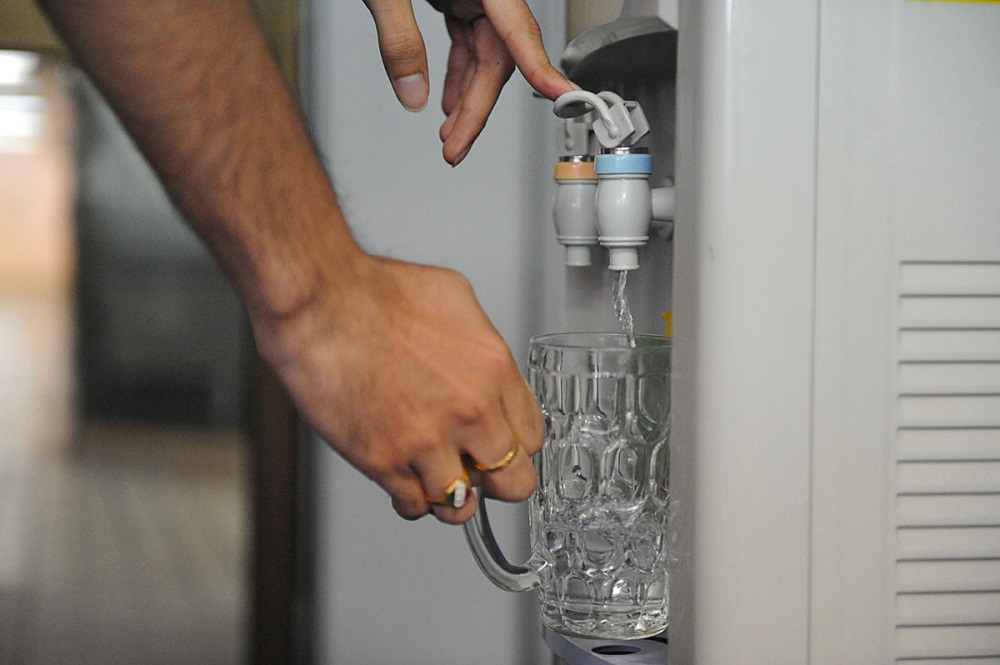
[474,445,519,473]
[425,475,470,509]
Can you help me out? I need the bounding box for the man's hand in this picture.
[253,254,545,523]
[362,0,575,165]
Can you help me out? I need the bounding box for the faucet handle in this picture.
[622,102,650,145]
[594,91,649,146]
[553,90,649,149]
[552,90,604,118]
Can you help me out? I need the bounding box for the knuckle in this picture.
[392,494,429,521]
[484,466,537,503]
[380,32,426,66]
[387,436,439,471]
[361,444,402,477]
[521,431,543,458]
[512,470,539,500]
[479,339,512,375]
[453,391,489,427]
[441,267,473,293]
[503,477,537,503]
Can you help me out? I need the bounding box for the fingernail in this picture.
[450,145,471,167]
[393,73,429,112]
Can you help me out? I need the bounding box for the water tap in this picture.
[552,90,675,271]
[553,155,598,267]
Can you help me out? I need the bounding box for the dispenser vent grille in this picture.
[895,260,1000,662]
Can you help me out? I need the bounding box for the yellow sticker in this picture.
[662,311,673,338]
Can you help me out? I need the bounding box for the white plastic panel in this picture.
[899,395,1000,426]
[894,257,1000,660]
[900,262,1000,295]
[899,362,1000,395]
[671,0,820,662]
[899,429,1000,461]
[897,461,1000,494]
[898,495,1000,529]
[898,591,1000,625]
[900,330,1000,362]
[675,0,1000,662]
[808,1,1000,661]
[895,255,1000,665]
[896,659,1000,665]
[900,297,1000,328]
[897,625,1000,661]
[898,528,1000,560]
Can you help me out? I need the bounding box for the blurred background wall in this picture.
[0,3,253,661]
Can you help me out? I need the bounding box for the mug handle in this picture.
[462,488,541,592]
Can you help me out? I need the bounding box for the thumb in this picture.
[363,1,430,112]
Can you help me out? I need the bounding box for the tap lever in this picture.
[595,92,650,147]
[553,90,649,149]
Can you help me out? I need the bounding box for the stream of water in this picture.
[612,270,636,348]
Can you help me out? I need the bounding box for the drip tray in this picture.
[546,628,668,665]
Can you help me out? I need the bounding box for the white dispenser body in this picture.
[670,1,1000,662]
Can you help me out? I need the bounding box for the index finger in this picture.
[480,0,575,100]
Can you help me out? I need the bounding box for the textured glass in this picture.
[527,332,670,639]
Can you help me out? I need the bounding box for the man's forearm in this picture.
[37,0,362,321]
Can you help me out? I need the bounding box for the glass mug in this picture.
[463,332,671,640]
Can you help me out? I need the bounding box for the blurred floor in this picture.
[0,296,250,665]
[0,56,249,665]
